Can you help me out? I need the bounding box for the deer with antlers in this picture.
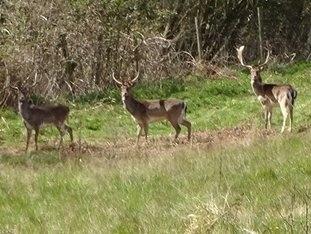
[10,78,73,152]
[237,46,297,133]
[112,72,191,143]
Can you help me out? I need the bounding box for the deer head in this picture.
[9,85,26,107]
[9,73,38,101]
[112,71,140,98]
[237,45,270,83]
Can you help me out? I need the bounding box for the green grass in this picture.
[0,62,310,232]
[0,132,310,233]
[1,62,310,145]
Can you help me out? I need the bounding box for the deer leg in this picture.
[34,127,39,151]
[181,119,192,141]
[144,124,149,142]
[263,107,269,129]
[25,127,32,152]
[57,125,66,149]
[174,124,181,140]
[289,106,293,132]
[136,124,143,144]
[65,124,73,143]
[170,122,181,140]
[267,110,272,129]
[265,106,273,129]
[280,103,289,133]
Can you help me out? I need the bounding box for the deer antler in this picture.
[9,85,19,91]
[112,71,122,85]
[28,72,38,89]
[18,69,39,90]
[258,48,270,68]
[237,46,253,69]
[131,71,140,83]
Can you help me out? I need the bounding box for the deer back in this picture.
[20,101,70,127]
[141,99,185,121]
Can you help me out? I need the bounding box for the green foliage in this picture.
[270,61,311,77]
[70,85,120,104]
[133,77,186,99]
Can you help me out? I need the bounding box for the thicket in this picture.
[0,0,310,105]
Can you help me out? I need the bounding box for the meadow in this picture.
[0,62,310,233]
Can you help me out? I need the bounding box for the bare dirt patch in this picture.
[0,124,284,161]
[59,124,278,160]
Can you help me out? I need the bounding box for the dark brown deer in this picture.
[10,86,73,152]
[112,72,191,143]
[237,46,297,133]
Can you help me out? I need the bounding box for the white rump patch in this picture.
[178,105,186,124]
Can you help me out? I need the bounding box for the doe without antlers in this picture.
[10,86,73,152]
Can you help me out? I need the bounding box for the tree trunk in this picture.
[58,33,77,93]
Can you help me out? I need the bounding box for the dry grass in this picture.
[0,126,310,233]
[0,124,280,160]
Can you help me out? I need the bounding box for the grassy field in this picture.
[0,63,310,233]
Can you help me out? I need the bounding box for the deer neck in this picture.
[122,93,142,116]
[19,101,32,121]
[251,77,265,97]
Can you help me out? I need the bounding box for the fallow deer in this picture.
[10,86,73,152]
[112,72,191,143]
[237,45,297,133]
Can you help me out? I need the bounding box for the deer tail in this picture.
[289,89,297,106]
[184,102,187,117]
[178,102,188,124]
[287,89,297,106]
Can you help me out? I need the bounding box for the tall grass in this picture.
[0,63,310,232]
[0,132,310,233]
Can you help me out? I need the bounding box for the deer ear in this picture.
[259,66,265,71]
[129,80,137,87]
